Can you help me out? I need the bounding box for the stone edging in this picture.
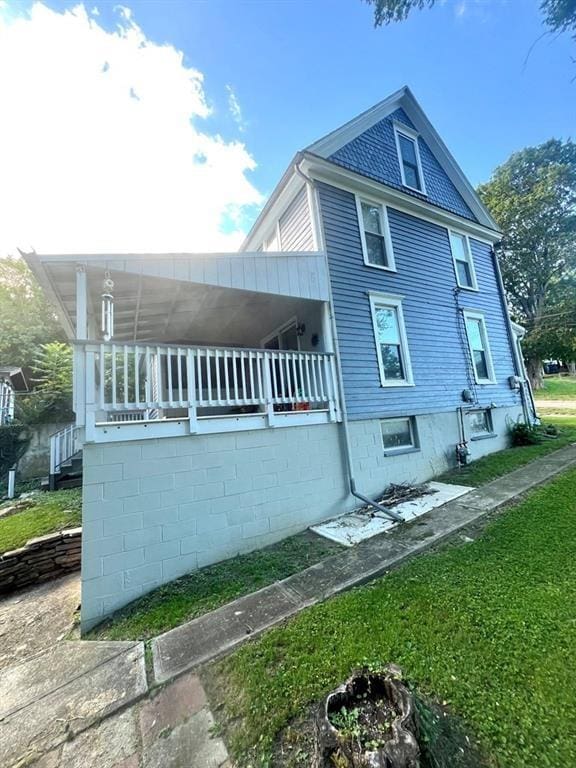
[0,527,81,593]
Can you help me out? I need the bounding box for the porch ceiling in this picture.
[43,264,321,346]
[24,251,329,342]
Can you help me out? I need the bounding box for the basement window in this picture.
[381,416,419,453]
[468,409,495,440]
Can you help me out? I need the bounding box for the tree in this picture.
[16,342,74,425]
[366,0,576,41]
[0,257,64,370]
[477,140,576,388]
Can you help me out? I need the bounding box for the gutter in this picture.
[294,159,403,524]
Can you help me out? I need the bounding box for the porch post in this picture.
[262,353,276,427]
[74,264,88,427]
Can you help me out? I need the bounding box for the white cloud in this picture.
[226,84,246,132]
[0,2,263,254]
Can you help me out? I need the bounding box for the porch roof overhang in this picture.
[23,250,330,343]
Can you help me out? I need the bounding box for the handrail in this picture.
[77,339,336,358]
[49,424,80,477]
[80,341,341,430]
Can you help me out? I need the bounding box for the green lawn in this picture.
[211,466,576,767]
[89,532,342,640]
[438,415,576,487]
[0,489,82,554]
[534,376,576,400]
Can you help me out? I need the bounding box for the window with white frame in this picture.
[468,409,493,437]
[463,311,495,383]
[450,231,477,290]
[381,416,418,452]
[356,197,395,270]
[394,124,426,193]
[369,294,414,386]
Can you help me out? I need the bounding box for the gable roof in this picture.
[306,85,497,230]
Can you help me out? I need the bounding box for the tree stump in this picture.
[314,665,420,768]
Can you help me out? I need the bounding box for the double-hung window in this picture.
[369,294,414,387]
[450,231,478,290]
[463,311,495,384]
[356,197,395,270]
[394,123,426,193]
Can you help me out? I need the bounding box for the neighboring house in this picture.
[0,366,30,425]
[24,86,533,632]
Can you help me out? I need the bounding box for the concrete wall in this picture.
[80,403,522,631]
[81,424,348,631]
[19,422,70,479]
[349,404,524,495]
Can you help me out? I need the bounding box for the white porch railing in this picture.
[49,424,80,476]
[80,341,341,440]
[0,379,14,425]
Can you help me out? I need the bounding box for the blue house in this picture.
[25,87,533,630]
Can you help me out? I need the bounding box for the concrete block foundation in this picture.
[81,404,523,631]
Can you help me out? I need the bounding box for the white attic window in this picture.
[393,122,426,194]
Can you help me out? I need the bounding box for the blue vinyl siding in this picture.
[329,108,476,223]
[278,186,314,251]
[318,182,520,421]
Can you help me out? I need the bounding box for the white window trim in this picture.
[393,121,427,196]
[380,416,420,454]
[449,229,479,291]
[355,195,396,272]
[369,292,414,388]
[463,310,496,384]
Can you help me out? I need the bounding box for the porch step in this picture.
[41,451,83,492]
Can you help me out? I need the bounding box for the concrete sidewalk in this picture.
[0,634,230,768]
[152,441,576,683]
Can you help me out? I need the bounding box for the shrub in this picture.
[510,421,542,446]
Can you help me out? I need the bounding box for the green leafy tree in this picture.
[477,140,576,388]
[0,257,64,371]
[365,0,576,42]
[16,342,74,424]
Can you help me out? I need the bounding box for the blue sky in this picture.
[1,0,574,253]
[81,0,574,190]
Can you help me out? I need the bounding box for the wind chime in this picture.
[101,270,114,341]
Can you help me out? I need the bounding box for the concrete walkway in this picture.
[152,441,576,683]
[535,398,576,410]
[0,579,229,767]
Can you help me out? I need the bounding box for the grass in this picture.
[438,414,576,487]
[89,532,342,640]
[211,466,576,767]
[0,489,82,554]
[534,375,576,400]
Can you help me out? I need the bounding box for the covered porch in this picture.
[25,251,341,444]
